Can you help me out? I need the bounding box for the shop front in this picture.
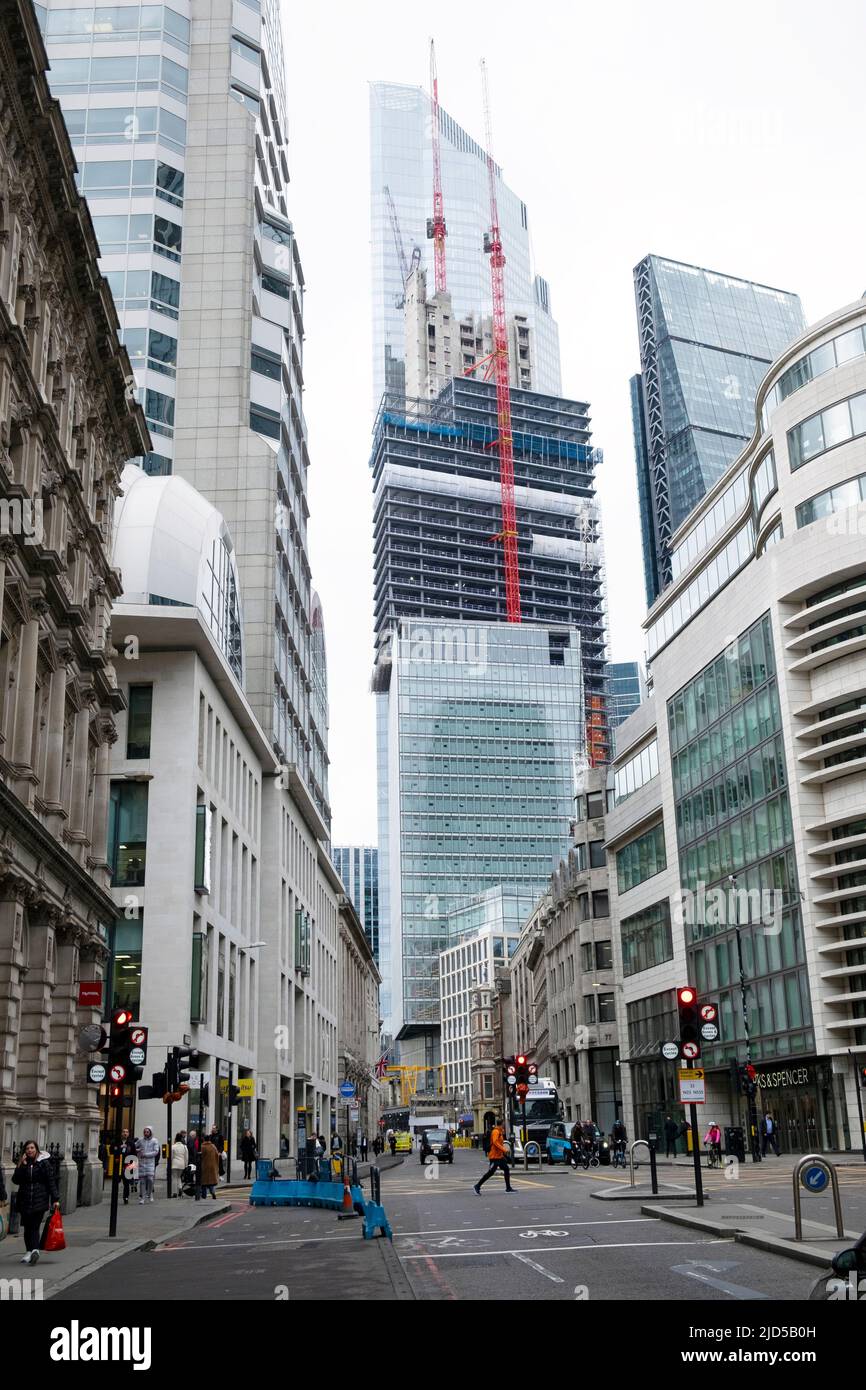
[748,1059,849,1153]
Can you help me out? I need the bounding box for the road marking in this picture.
[209,1209,245,1229]
[400,1238,729,1260]
[155,1233,364,1252]
[670,1262,770,1300]
[512,1252,564,1283]
[394,1217,655,1238]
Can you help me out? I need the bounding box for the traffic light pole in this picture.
[689,1102,704,1208]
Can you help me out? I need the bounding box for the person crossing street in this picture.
[473,1117,514,1195]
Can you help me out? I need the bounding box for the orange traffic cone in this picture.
[341,1176,353,1212]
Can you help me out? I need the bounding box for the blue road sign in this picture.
[339,1081,356,1099]
[802,1163,830,1193]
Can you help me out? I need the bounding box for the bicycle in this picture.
[705,1144,723,1169]
[612,1140,628,1170]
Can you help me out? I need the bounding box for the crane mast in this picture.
[427,40,447,294]
[481,59,521,624]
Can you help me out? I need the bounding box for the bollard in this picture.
[628,1139,649,1187]
[793,1155,845,1241]
[648,1135,659,1195]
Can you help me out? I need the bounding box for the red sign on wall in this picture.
[78,981,103,1008]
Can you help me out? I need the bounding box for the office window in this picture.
[156,162,184,206]
[108,917,143,1015]
[597,993,616,1024]
[151,270,180,318]
[108,781,148,886]
[592,890,610,918]
[595,941,613,970]
[126,685,152,758]
[589,840,606,869]
[584,994,597,1024]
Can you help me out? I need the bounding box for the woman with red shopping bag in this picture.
[11,1140,60,1266]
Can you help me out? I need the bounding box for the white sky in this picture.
[283,0,866,845]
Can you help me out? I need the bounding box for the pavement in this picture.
[0,1184,232,1299]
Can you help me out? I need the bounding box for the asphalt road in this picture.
[50,1149,832,1302]
[381,1152,819,1301]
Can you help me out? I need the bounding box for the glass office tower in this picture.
[370,81,561,407]
[378,620,584,1049]
[39,0,330,827]
[607,661,645,738]
[632,255,805,603]
[333,846,380,962]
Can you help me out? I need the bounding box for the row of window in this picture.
[49,53,189,99]
[62,101,187,152]
[672,686,783,805]
[670,467,749,580]
[621,899,673,978]
[614,738,659,805]
[675,730,787,830]
[77,158,184,205]
[41,4,189,44]
[788,389,866,471]
[616,822,667,894]
[667,614,775,754]
[92,211,181,260]
[796,470,866,530]
[647,521,755,658]
[679,828,797,909]
[763,322,866,426]
[104,268,180,319]
[751,451,777,515]
[122,326,177,377]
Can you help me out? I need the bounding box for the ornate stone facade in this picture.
[0,0,148,1202]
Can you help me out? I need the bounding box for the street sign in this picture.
[801,1162,831,1194]
[187,1070,210,1089]
[88,1062,106,1084]
[681,1040,701,1060]
[110,1063,126,1082]
[237,1077,254,1098]
[700,1021,719,1042]
[339,1081,356,1099]
[348,1104,360,1123]
[660,1041,680,1061]
[129,1046,146,1066]
[130,1027,147,1047]
[678,1068,706,1104]
[78,1022,107,1053]
[700,1003,718,1023]
[78,981,103,1008]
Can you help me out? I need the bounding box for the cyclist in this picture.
[582,1118,599,1166]
[568,1120,584,1169]
[703,1121,723,1168]
[611,1117,628,1166]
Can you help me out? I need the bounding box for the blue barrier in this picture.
[249,1178,366,1211]
[362,1201,392,1241]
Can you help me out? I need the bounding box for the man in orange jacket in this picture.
[473,1117,515,1195]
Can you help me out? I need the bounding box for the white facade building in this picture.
[609,297,866,1152]
[110,465,337,1156]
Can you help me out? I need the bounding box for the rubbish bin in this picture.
[724,1125,745,1162]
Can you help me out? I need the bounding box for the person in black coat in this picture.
[12,1140,60,1265]
[240,1129,258,1180]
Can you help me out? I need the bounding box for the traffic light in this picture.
[676,987,700,1046]
[107,1008,145,1085]
[166,1046,197,1100]
[228,1084,241,1107]
[737,1062,758,1097]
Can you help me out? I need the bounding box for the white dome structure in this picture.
[112,464,244,682]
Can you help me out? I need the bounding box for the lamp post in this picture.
[728,876,761,1163]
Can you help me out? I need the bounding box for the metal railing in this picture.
[629,1139,650,1188]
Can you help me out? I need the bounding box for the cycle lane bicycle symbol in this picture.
[519,1229,568,1239]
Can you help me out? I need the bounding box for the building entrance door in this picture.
[761,1087,818,1154]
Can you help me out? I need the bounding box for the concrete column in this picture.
[41,661,68,811]
[67,704,91,839]
[15,909,55,1131]
[10,616,39,767]
[0,890,26,1120]
[89,734,112,872]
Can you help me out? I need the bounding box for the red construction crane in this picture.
[427,40,447,294]
[481,59,521,624]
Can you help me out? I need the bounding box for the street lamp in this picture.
[729,875,761,1163]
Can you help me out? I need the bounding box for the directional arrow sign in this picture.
[130,1027,147,1047]
[681,1040,701,1060]
[110,1063,126,1082]
[700,1003,718,1023]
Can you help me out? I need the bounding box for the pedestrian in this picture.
[199,1137,220,1198]
[663,1114,678,1159]
[240,1129,258,1180]
[569,1119,583,1167]
[388,1131,397,1157]
[331,1132,343,1154]
[119,1128,137,1204]
[12,1140,60,1266]
[171,1132,188,1196]
[360,1134,369,1161]
[473,1116,514,1195]
[135,1127,160,1203]
[761,1112,780,1157]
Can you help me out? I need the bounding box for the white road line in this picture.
[670,1263,770,1300]
[395,1217,655,1238]
[400,1238,729,1261]
[155,1234,364,1252]
[512,1252,564,1283]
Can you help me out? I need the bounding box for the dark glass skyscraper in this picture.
[631,255,805,603]
[333,846,379,962]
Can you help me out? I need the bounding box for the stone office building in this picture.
[0,0,147,1200]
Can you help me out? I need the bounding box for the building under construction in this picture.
[370,375,609,757]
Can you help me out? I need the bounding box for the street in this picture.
[49,1150,857,1302]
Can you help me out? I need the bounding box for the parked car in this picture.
[419,1127,454,1164]
[545,1121,576,1166]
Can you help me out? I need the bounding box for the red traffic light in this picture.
[113,1008,134,1028]
[677,987,696,1005]
[745,1064,757,1082]
[516,1055,526,1066]
[109,1084,122,1099]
